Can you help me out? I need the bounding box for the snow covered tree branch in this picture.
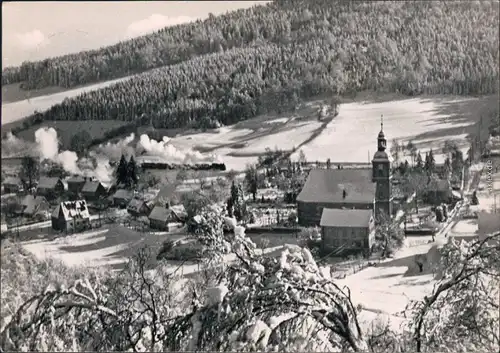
[166,222,368,352]
[406,232,500,352]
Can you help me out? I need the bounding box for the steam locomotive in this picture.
[139,161,226,171]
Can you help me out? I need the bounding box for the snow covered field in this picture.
[168,96,491,170]
[3,86,492,171]
[337,242,438,333]
[19,221,442,335]
[1,75,136,126]
[19,225,176,270]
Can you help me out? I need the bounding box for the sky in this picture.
[2,1,269,68]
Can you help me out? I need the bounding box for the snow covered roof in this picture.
[52,200,90,221]
[67,176,86,184]
[82,181,103,194]
[297,168,375,204]
[320,208,373,228]
[20,195,48,216]
[127,198,148,212]
[113,189,133,200]
[149,204,187,222]
[38,177,62,190]
[148,206,173,222]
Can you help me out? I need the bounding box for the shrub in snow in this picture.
[168,243,367,352]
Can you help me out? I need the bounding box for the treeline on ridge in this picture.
[9,0,500,134]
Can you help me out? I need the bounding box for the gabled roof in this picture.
[320,208,373,228]
[127,198,148,212]
[20,195,48,216]
[52,200,90,220]
[170,204,187,220]
[82,181,103,193]
[113,189,133,200]
[67,176,86,184]
[148,204,187,223]
[38,177,61,189]
[297,168,375,204]
[148,206,173,223]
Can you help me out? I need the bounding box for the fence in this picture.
[245,226,300,234]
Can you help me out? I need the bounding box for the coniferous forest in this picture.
[3,0,499,131]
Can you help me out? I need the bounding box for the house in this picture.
[148,204,187,231]
[51,200,91,232]
[81,181,107,202]
[67,176,87,194]
[127,198,152,217]
[36,177,64,198]
[320,208,375,254]
[113,189,133,208]
[297,122,393,226]
[16,195,50,219]
[423,178,453,205]
[3,177,22,193]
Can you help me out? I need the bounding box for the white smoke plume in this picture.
[79,153,115,185]
[34,127,80,174]
[137,134,222,164]
[96,133,136,161]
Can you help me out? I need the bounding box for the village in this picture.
[1,122,499,272]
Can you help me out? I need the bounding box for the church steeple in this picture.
[377,115,387,152]
[371,115,393,222]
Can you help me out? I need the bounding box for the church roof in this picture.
[297,168,375,204]
[320,208,373,227]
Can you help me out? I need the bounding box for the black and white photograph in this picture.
[1,0,499,351]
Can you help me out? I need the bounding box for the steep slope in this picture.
[7,1,500,135]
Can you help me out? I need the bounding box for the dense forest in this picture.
[6,0,500,131]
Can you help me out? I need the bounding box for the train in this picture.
[139,161,226,171]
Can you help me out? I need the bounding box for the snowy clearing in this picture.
[1,75,137,126]
[19,225,173,269]
[166,95,492,170]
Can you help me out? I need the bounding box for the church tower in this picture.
[372,117,393,222]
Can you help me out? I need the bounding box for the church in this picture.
[296,121,393,252]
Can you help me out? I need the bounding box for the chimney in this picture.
[165,201,170,209]
[343,189,347,199]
